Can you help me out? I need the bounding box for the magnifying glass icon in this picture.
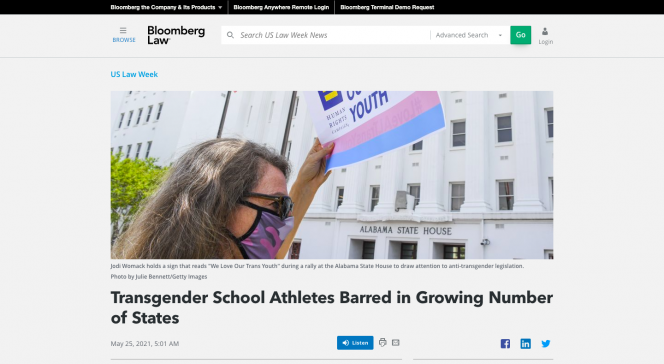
[227,31,234,39]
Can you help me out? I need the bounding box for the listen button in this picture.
[337,336,374,350]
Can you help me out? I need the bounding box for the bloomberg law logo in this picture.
[318,91,343,110]
[147,26,206,45]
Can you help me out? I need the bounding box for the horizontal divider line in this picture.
[1,57,664,59]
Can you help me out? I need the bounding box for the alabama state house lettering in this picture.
[359,226,452,235]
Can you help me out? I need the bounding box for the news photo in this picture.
[111,91,553,260]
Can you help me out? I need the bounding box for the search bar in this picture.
[221,26,512,45]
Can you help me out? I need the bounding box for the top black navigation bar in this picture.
[1,1,660,15]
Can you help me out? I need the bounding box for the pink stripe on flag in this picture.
[323,91,441,153]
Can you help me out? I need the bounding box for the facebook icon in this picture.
[501,339,510,349]
[521,339,531,349]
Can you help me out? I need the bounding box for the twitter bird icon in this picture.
[542,340,550,348]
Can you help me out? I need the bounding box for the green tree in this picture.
[111,152,169,245]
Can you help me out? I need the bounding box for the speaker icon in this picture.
[342,340,350,346]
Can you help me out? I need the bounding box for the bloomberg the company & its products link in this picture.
[111,5,216,12]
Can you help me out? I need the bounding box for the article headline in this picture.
[110,290,553,324]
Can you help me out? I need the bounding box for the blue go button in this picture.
[337,336,374,350]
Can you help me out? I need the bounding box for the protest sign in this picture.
[304,91,445,170]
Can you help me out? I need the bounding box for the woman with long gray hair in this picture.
[112,137,334,259]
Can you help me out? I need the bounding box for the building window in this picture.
[126,111,133,127]
[547,109,553,138]
[286,141,292,160]
[289,241,301,259]
[293,96,300,117]
[156,103,163,121]
[411,140,423,151]
[362,241,375,259]
[145,141,152,158]
[370,186,380,211]
[117,113,125,129]
[550,178,554,210]
[443,245,465,259]
[400,243,417,259]
[268,101,275,122]
[146,105,153,122]
[497,115,512,143]
[111,148,114,154]
[336,187,344,211]
[136,108,143,125]
[117,146,123,156]
[452,120,466,147]
[545,250,554,259]
[498,181,514,210]
[128,91,132,95]
[450,183,465,211]
[135,143,142,159]
[408,184,420,207]
[125,145,132,159]
[246,105,253,125]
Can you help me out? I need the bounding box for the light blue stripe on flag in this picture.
[326,104,445,171]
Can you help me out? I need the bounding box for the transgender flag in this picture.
[303,91,445,171]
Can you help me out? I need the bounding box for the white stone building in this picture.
[111,91,553,260]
